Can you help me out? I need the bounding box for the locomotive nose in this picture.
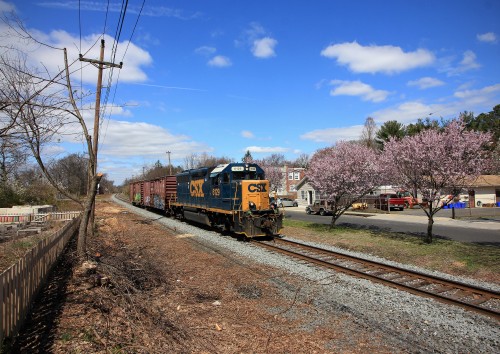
[242,180,271,211]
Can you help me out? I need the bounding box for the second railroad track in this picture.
[255,237,500,321]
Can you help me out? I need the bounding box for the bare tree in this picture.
[49,153,89,196]
[0,136,26,185]
[98,174,116,194]
[292,153,309,168]
[0,17,105,257]
[183,153,198,170]
[360,116,378,149]
[183,153,232,170]
[196,152,232,168]
[0,50,81,202]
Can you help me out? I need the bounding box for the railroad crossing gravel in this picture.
[113,196,499,353]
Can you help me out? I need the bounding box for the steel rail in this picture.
[255,238,500,321]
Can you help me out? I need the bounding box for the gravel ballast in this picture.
[113,196,499,353]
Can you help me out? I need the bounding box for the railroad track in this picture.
[255,238,500,321]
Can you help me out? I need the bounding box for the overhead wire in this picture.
[89,0,123,153]
[121,0,145,60]
[78,0,82,51]
[101,0,146,145]
[104,0,144,110]
[75,0,145,153]
[103,0,110,39]
[100,0,127,118]
[75,0,112,154]
[78,0,83,111]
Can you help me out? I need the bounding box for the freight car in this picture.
[129,163,283,238]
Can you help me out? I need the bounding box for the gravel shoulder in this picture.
[9,196,500,353]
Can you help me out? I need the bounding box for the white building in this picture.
[295,177,316,206]
[466,175,500,207]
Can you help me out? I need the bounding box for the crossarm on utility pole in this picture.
[79,55,123,69]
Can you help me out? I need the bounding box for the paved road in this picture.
[281,207,500,245]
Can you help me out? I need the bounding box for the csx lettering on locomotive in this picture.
[190,179,205,197]
[248,183,267,193]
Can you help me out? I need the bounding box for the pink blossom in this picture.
[383,118,492,242]
[254,159,284,193]
[307,141,384,226]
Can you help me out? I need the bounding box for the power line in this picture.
[78,0,83,111]
[122,0,145,60]
[102,0,146,145]
[78,0,82,52]
[103,0,110,39]
[111,0,128,63]
[102,0,128,112]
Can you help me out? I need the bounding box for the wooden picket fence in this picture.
[0,211,81,224]
[33,211,82,223]
[0,215,81,344]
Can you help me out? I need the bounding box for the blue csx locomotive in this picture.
[129,163,283,238]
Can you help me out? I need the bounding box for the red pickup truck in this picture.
[374,193,406,211]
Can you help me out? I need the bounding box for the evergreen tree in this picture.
[242,150,253,163]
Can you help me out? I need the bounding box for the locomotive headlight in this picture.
[249,201,256,211]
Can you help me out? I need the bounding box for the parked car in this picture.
[305,200,332,216]
[278,197,298,207]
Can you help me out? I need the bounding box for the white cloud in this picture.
[477,32,497,43]
[320,41,435,74]
[252,37,277,58]
[244,146,288,153]
[370,83,500,124]
[407,77,445,89]
[208,55,232,67]
[454,83,500,100]
[37,1,202,20]
[40,144,66,160]
[329,80,389,102]
[300,125,364,144]
[132,83,206,91]
[241,23,277,59]
[370,101,437,124]
[439,50,481,76]
[302,81,500,145]
[241,130,255,138]
[99,120,211,157]
[245,22,266,39]
[443,50,481,76]
[459,50,480,71]
[0,0,15,12]
[195,46,216,56]
[0,23,152,84]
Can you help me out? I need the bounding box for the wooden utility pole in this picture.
[166,150,172,175]
[79,39,122,236]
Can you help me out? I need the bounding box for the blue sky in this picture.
[2,0,499,184]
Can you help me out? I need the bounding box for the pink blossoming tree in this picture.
[383,119,492,243]
[255,154,285,197]
[307,141,384,227]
